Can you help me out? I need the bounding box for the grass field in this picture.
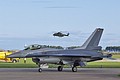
[0,58,37,68]
[112,55,120,58]
[0,54,120,68]
[85,62,120,68]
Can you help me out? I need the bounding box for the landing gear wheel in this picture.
[72,67,77,72]
[38,68,42,72]
[58,66,63,71]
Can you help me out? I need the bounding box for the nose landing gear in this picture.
[38,64,42,72]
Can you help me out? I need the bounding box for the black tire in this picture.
[72,67,77,72]
[38,68,42,72]
[58,66,63,71]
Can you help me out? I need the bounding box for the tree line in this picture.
[105,46,120,52]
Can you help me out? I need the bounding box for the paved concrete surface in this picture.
[0,68,120,80]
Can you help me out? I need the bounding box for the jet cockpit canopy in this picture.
[24,44,42,50]
[24,44,64,50]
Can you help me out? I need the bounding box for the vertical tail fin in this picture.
[80,28,104,50]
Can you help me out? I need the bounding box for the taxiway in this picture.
[0,68,119,80]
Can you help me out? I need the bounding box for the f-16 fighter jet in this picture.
[8,28,113,72]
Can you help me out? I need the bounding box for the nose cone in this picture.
[7,50,27,58]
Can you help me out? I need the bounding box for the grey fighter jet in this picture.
[8,28,112,72]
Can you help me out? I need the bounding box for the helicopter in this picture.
[53,31,69,37]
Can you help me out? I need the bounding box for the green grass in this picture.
[0,63,37,68]
[112,55,120,59]
[84,62,120,68]
[0,58,37,68]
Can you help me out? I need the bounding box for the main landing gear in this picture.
[38,68,42,72]
[71,60,79,72]
[58,66,63,71]
[72,66,77,72]
[57,65,77,72]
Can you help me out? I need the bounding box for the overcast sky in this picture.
[0,0,120,50]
